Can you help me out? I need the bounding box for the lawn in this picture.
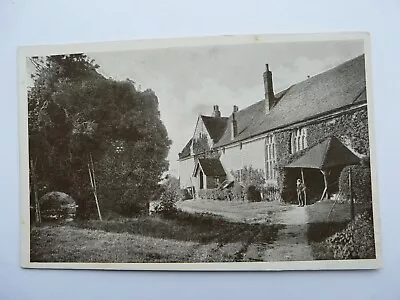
[176,199,292,224]
[30,211,284,263]
[305,199,374,259]
[30,199,373,263]
[306,199,371,243]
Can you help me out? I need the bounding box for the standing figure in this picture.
[296,178,306,207]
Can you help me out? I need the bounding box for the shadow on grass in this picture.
[73,210,285,245]
[307,221,350,243]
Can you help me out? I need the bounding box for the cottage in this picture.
[178,54,369,202]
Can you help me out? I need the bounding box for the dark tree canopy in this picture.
[28,53,171,219]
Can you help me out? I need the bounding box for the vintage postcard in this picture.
[19,32,381,271]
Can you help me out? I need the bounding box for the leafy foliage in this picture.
[28,54,171,219]
[231,166,267,202]
[312,209,376,260]
[192,135,210,155]
[153,176,181,216]
[197,188,229,201]
[339,163,372,205]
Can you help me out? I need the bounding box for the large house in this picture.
[178,54,370,201]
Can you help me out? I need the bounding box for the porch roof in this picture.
[284,136,360,170]
[193,158,227,177]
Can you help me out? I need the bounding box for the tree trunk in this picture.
[30,159,41,223]
[88,153,102,221]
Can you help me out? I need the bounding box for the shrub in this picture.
[246,185,261,202]
[314,208,376,260]
[277,167,298,204]
[153,176,181,217]
[339,163,372,205]
[231,182,245,201]
[181,188,193,200]
[263,183,280,202]
[39,191,77,222]
[197,188,229,201]
[231,166,277,202]
[117,189,149,216]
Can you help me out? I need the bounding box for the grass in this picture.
[305,199,373,259]
[176,199,292,224]
[30,199,374,263]
[306,200,352,243]
[30,210,284,263]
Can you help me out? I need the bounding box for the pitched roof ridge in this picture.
[320,136,335,169]
[272,53,365,99]
[352,86,367,104]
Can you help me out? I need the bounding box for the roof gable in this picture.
[200,115,229,142]
[215,54,367,147]
[285,136,360,169]
[178,138,192,159]
[194,158,226,176]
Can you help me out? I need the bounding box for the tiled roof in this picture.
[284,136,360,169]
[214,54,367,147]
[195,158,226,176]
[178,116,228,160]
[178,138,192,159]
[200,115,229,142]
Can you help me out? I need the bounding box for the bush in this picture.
[181,188,193,200]
[116,189,149,216]
[39,191,77,222]
[231,166,278,202]
[277,167,298,204]
[314,209,376,260]
[231,182,245,201]
[197,188,229,201]
[246,185,261,202]
[153,176,181,217]
[339,164,372,204]
[263,183,280,202]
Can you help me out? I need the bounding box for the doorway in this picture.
[199,170,204,189]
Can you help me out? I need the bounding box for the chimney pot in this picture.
[233,105,239,113]
[212,105,221,117]
[231,113,238,139]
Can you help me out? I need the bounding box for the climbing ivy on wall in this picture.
[192,135,210,155]
[274,108,370,203]
[308,109,370,155]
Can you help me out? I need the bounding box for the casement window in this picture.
[291,127,308,154]
[265,135,277,180]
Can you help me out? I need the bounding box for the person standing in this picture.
[296,178,306,207]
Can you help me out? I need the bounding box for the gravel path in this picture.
[177,200,314,262]
[262,206,313,261]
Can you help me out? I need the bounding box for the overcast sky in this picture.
[88,39,364,177]
[28,39,364,177]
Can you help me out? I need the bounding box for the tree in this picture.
[28,54,171,219]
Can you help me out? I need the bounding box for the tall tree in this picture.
[28,54,171,219]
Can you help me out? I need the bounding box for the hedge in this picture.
[313,208,376,260]
[339,163,372,204]
[197,188,230,201]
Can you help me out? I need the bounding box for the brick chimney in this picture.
[231,106,238,140]
[212,105,221,117]
[263,64,275,114]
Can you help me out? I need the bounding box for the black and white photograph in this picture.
[19,33,380,270]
